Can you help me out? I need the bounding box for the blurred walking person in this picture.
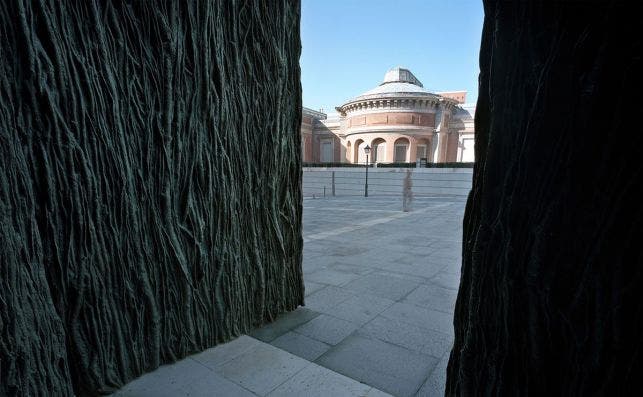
[403,169,413,212]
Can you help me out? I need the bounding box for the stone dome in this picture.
[352,67,438,100]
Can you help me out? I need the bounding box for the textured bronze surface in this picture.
[447,2,642,395]
[0,1,303,395]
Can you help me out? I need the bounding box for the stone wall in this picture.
[0,1,303,395]
[447,1,642,394]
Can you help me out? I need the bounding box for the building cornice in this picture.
[336,95,442,116]
[344,125,436,135]
[336,94,458,116]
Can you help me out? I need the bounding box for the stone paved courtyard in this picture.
[116,195,466,397]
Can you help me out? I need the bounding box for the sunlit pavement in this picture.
[115,195,466,397]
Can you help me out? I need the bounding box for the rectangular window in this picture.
[321,141,333,163]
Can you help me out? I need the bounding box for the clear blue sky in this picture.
[300,0,484,113]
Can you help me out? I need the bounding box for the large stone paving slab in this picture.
[216,342,309,395]
[305,267,363,286]
[380,302,454,336]
[190,335,264,369]
[428,272,462,290]
[316,334,439,397]
[270,331,331,361]
[342,272,421,301]
[267,364,391,397]
[327,294,395,325]
[359,315,453,358]
[327,262,376,275]
[304,285,355,312]
[250,308,320,343]
[304,280,326,296]
[113,356,255,397]
[381,260,445,280]
[403,284,458,314]
[416,353,450,397]
[293,314,359,345]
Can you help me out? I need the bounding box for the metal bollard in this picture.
[332,171,336,196]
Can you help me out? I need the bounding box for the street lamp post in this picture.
[364,145,371,197]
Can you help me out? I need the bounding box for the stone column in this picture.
[433,107,451,163]
[385,137,396,163]
[334,136,341,162]
[446,131,460,162]
[428,133,436,162]
[436,132,448,162]
[409,137,418,162]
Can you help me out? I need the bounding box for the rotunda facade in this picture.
[301,67,475,164]
[337,67,458,164]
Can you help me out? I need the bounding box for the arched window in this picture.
[394,137,410,162]
[372,138,386,163]
[354,139,364,164]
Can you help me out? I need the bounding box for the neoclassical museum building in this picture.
[301,67,475,164]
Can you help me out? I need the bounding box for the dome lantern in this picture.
[381,67,423,87]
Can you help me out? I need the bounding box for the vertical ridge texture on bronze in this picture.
[0,1,303,395]
[447,1,642,395]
